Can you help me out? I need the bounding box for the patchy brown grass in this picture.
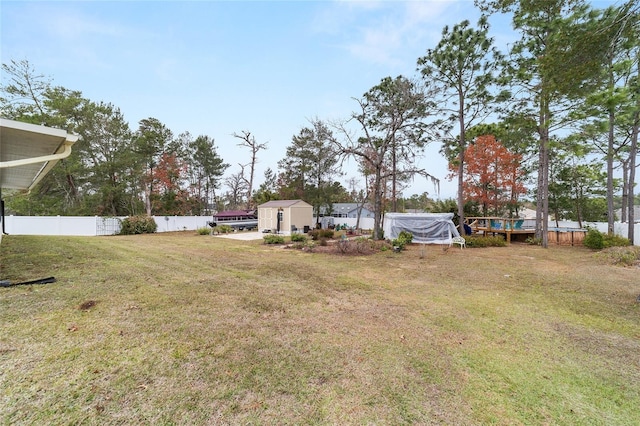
[1,233,639,425]
[596,245,640,267]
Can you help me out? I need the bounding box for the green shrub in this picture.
[290,233,307,243]
[334,230,346,240]
[217,224,233,234]
[319,229,334,239]
[584,229,604,249]
[603,234,631,248]
[291,240,315,250]
[398,231,413,243]
[526,236,542,245]
[584,228,631,249]
[197,227,211,235]
[263,234,285,244]
[465,235,507,248]
[596,246,640,266]
[391,231,414,251]
[119,216,158,235]
[309,229,334,240]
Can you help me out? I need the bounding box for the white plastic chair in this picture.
[451,236,466,249]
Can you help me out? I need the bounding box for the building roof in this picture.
[333,203,364,214]
[319,203,373,215]
[1,118,78,190]
[518,207,537,219]
[258,199,311,208]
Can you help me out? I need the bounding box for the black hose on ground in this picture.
[0,277,57,288]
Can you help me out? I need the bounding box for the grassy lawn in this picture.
[1,233,639,425]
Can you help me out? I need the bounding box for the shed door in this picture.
[265,208,273,230]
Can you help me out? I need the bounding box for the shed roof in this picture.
[258,199,311,208]
[1,118,78,190]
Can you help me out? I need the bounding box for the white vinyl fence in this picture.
[2,215,639,245]
[4,216,213,236]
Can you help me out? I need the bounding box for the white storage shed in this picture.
[258,200,313,234]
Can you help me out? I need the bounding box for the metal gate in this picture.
[96,217,121,235]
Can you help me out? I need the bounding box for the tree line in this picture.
[1,0,638,246]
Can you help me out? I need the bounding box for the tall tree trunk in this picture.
[457,91,466,236]
[392,135,397,212]
[247,160,255,210]
[535,150,544,240]
[576,186,583,229]
[607,107,616,235]
[629,110,638,244]
[457,148,465,235]
[144,181,151,216]
[536,95,550,248]
[146,164,155,216]
[621,159,629,223]
[628,61,639,244]
[541,130,549,248]
[373,166,384,240]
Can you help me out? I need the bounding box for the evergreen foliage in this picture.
[465,235,508,248]
[392,230,414,251]
[309,229,335,241]
[263,234,285,244]
[584,228,631,249]
[290,233,307,243]
[119,216,158,235]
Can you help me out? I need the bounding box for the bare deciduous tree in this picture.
[233,131,268,209]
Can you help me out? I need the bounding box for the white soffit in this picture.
[0,118,78,190]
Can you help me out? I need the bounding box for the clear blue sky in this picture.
[0,0,617,200]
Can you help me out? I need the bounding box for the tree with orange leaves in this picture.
[451,135,526,217]
[151,152,194,215]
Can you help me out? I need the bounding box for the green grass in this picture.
[1,234,639,424]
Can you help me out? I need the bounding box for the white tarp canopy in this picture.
[383,212,460,245]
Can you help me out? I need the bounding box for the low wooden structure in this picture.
[464,217,534,244]
[546,228,587,246]
[463,217,586,246]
